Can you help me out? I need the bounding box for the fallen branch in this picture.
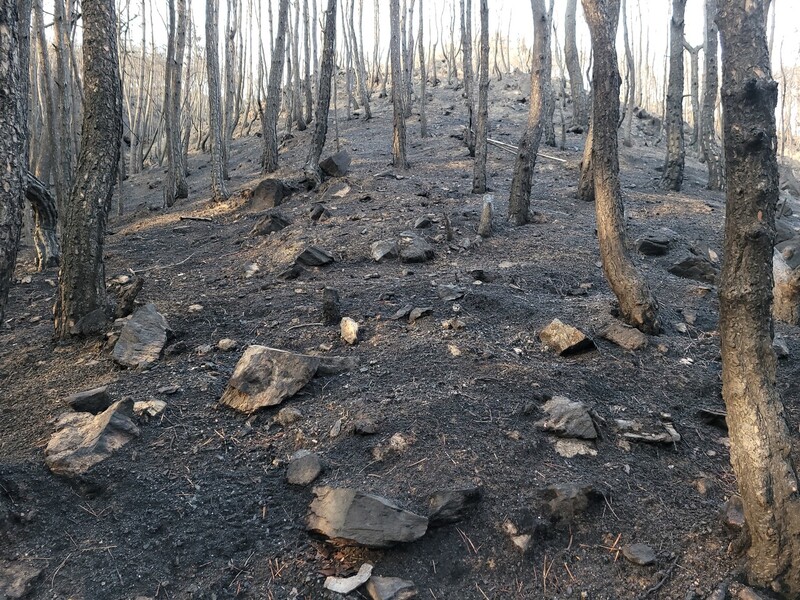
[487,137,567,163]
[286,322,325,332]
[129,252,197,274]
[179,216,213,222]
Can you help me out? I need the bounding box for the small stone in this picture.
[535,396,597,440]
[695,477,714,496]
[0,562,43,599]
[66,386,112,415]
[218,338,238,352]
[250,210,292,236]
[112,304,169,369]
[428,487,482,526]
[669,255,718,284]
[188,303,204,313]
[442,318,466,330]
[511,534,532,552]
[538,482,601,522]
[324,563,373,594]
[400,237,435,263]
[414,216,432,229]
[621,543,656,566]
[365,576,418,600]
[276,407,303,426]
[774,337,790,359]
[157,385,180,395]
[408,307,433,324]
[133,399,167,419]
[539,319,596,355]
[737,587,765,600]
[330,418,343,438]
[636,236,670,256]
[447,344,462,357]
[195,344,213,355]
[164,341,188,356]
[287,450,323,485]
[248,178,288,210]
[554,439,598,457]
[296,246,335,267]
[722,496,745,530]
[244,263,261,278]
[437,285,465,301]
[341,317,360,345]
[389,305,414,320]
[354,417,378,435]
[599,321,648,351]
[371,240,399,262]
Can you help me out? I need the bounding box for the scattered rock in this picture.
[309,203,331,221]
[278,264,305,280]
[535,396,597,440]
[307,487,428,547]
[408,307,433,324]
[195,343,213,356]
[372,432,414,461]
[477,195,494,238]
[112,303,169,369]
[539,319,596,355]
[320,150,352,177]
[322,287,342,325]
[111,275,144,319]
[164,341,188,356]
[599,321,648,351]
[622,543,657,566]
[737,587,765,600]
[219,346,320,413]
[371,240,400,262]
[469,268,496,282]
[296,246,335,267]
[622,421,681,445]
[668,255,718,284]
[354,417,378,435]
[774,336,790,359]
[329,418,343,438]
[442,318,466,330]
[389,305,414,321]
[157,384,180,395]
[399,237,435,263]
[45,399,140,477]
[251,210,292,236]
[414,216,432,229]
[365,576,418,600]
[636,235,671,256]
[218,338,238,352]
[502,521,532,552]
[554,439,598,457]
[437,285,465,302]
[67,386,112,414]
[538,482,601,521]
[133,399,167,420]
[248,178,288,211]
[188,303,204,313]
[341,317,360,345]
[695,477,714,496]
[324,563,373,594]
[276,407,303,426]
[722,496,745,530]
[428,487,482,526]
[0,562,43,599]
[287,450,323,485]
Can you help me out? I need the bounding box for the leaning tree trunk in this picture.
[565,0,587,127]
[717,1,800,595]
[507,0,550,224]
[26,172,60,271]
[303,0,337,187]
[661,0,686,191]
[582,0,660,335]
[471,0,489,194]
[54,0,122,338]
[390,0,409,169]
[0,0,25,324]
[206,0,229,200]
[261,0,290,174]
[701,0,724,190]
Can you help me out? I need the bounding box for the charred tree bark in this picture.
[621,0,635,148]
[565,0,587,127]
[578,121,594,201]
[390,0,409,169]
[471,0,490,194]
[303,0,337,187]
[684,42,701,149]
[661,0,686,191]
[347,0,371,119]
[507,0,550,224]
[717,1,800,595]
[206,0,229,200]
[54,0,122,338]
[418,0,428,137]
[261,0,289,173]
[701,0,724,190]
[26,172,60,271]
[582,0,660,334]
[460,0,476,155]
[53,0,75,211]
[164,0,188,207]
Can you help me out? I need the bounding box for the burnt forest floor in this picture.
[3,74,800,600]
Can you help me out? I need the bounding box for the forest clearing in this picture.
[2,0,800,599]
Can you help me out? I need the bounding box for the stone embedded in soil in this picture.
[340,317,360,345]
[428,487,482,526]
[371,240,400,262]
[538,319,596,355]
[599,321,648,351]
[248,178,288,211]
[133,399,167,419]
[278,264,305,280]
[635,235,671,256]
[554,439,598,458]
[722,496,745,530]
[250,210,292,236]
[0,561,43,599]
[414,216,432,229]
[320,149,351,177]
[737,587,766,600]
[296,246,335,267]
[112,303,169,369]
[45,399,140,478]
[365,576,418,600]
[219,346,320,413]
[621,543,656,566]
[307,487,428,548]
[668,254,718,284]
[322,287,342,325]
[408,307,432,324]
[354,417,378,435]
[535,396,597,440]
[275,406,303,426]
[389,305,414,320]
[67,386,112,414]
[399,237,435,263]
[437,285,465,302]
[324,563,374,594]
[538,482,601,522]
[218,338,238,352]
[287,450,323,486]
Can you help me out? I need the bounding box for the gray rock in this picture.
[738,587,766,600]
[354,417,378,435]
[45,399,140,477]
[365,576,418,600]
[276,407,303,426]
[287,450,323,485]
[371,240,400,262]
[621,543,656,566]
[248,178,288,211]
[309,203,331,221]
[322,287,341,325]
[219,346,320,413]
[636,235,670,256]
[774,336,790,359]
[722,496,745,530]
[539,319,596,355]
[400,237,435,263]
[296,246,335,267]
[428,487,482,526]
[777,237,800,270]
[668,255,718,284]
[534,396,598,440]
[599,321,648,351]
[408,307,433,324]
[112,303,169,368]
[437,285,465,302]
[320,150,352,177]
[389,305,414,320]
[307,487,428,547]
[250,210,292,236]
[324,564,374,594]
[278,264,305,280]
[776,219,796,245]
[0,562,43,599]
[67,386,112,414]
[538,482,601,521]
[414,216,432,229]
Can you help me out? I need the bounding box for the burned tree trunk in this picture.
[54,0,123,338]
[26,172,60,271]
[206,0,229,200]
[164,0,189,207]
[578,121,594,202]
[621,0,635,148]
[460,0,476,156]
[717,0,800,595]
[507,0,550,224]
[565,0,587,127]
[261,0,290,173]
[701,0,724,190]
[471,0,490,194]
[582,0,660,334]
[418,0,428,137]
[661,0,686,191]
[684,42,701,149]
[390,0,409,169]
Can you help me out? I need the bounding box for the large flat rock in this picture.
[308,487,428,548]
[112,303,168,368]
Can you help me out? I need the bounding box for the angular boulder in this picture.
[668,255,718,284]
[67,386,113,414]
[598,321,648,351]
[371,240,399,262]
[635,235,670,256]
[45,399,140,478]
[248,178,288,211]
[428,487,482,526]
[307,487,428,547]
[534,396,597,440]
[320,150,352,177]
[539,319,596,355]
[296,246,335,267]
[399,237,435,264]
[250,210,292,236]
[538,482,601,522]
[366,576,418,600]
[112,303,169,369]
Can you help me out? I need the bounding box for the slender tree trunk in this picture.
[701,0,724,190]
[348,0,371,119]
[261,0,290,173]
[223,0,238,174]
[582,0,660,334]
[621,0,635,147]
[33,0,58,192]
[292,0,307,130]
[403,0,416,118]
[578,121,594,201]
[565,0,587,127]
[662,0,686,191]
[206,0,229,200]
[684,42,701,149]
[418,0,428,138]
[542,0,556,147]
[717,0,800,595]
[54,0,122,338]
[164,0,188,207]
[472,0,490,193]
[460,0,476,155]
[303,0,313,123]
[390,0,409,169]
[53,0,75,212]
[303,0,337,187]
[507,0,549,224]
[26,172,60,270]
